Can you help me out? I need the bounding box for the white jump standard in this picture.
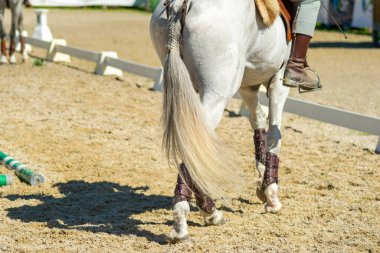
[0,151,45,185]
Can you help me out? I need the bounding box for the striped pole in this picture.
[0,174,12,186]
[0,151,45,186]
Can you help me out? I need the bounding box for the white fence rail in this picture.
[55,45,99,62]
[24,36,380,154]
[30,0,144,7]
[243,92,380,138]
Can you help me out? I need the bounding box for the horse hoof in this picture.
[22,52,29,62]
[264,183,282,213]
[9,55,16,64]
[167,230,190,244]
[201,209,226,226]
[256,179,267,202]
[264,201,282,213]
[1,55,8,64]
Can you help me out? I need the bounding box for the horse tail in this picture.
[163,0,238,201]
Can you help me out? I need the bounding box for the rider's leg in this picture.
[283,0,321,90]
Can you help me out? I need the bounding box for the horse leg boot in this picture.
[9,39,16,64]
[168,163,193,243]
[263,152,282,213]
[254,128,268,202]
[1,39,7,64]
[191,177,226,226]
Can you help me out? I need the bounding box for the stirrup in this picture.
[298,67,322,94]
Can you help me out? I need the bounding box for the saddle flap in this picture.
[255,0,293,42]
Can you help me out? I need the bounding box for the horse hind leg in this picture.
[168,164,192,243]
[168,163,226,244]
[194,184,226,226]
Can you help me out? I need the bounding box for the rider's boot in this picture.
[283,34,321,91]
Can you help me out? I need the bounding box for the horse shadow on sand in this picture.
[4,180,173,244]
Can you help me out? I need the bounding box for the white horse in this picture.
[150,0,290,243]
[0,0,29,64]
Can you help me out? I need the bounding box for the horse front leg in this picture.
[9,1,20,64]
[9,38,16,64]
[0,7,7,64]
[1,38,7,64]
[17,2,28,62]
[262,71,289,213]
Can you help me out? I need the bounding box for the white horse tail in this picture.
[163,0,239,201]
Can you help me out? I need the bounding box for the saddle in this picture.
[255,0,293,42]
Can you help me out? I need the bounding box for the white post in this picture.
[376,137,380,154]
[95,52,123,77]
[152,68,163,91]
[32,9,53,41]
[46,39,71,63]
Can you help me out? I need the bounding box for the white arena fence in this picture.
[22,36,380,154]
[30,0,146,7]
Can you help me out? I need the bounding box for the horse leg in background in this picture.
[262,69,290,213]
[17,0,28,61]
[0,5,7,64]
[239,84,268,202]
[8,0,20,64]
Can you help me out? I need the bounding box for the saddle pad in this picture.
[255,0,292,42]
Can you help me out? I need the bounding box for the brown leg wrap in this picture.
[253,128,266,165]
[262,153,279,189]
[173,163,216,214]
[1,39,6,56]
[9,39,15,56]
[19,36,25,53]
[173,164,193,205]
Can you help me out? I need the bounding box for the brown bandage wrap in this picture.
[19,36,25,52]
[9,40,16,56]
[1,39,6,56]
[253,128,266,165]
[173,165,193,205]
[173,163,216,214]
[263,152,279,189]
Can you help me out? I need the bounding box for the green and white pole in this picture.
[0,174,12,186]
[0,151,45,186]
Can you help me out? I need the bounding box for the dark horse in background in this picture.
[0,0,30,64]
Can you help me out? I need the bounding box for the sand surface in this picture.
[0,8,379,253]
